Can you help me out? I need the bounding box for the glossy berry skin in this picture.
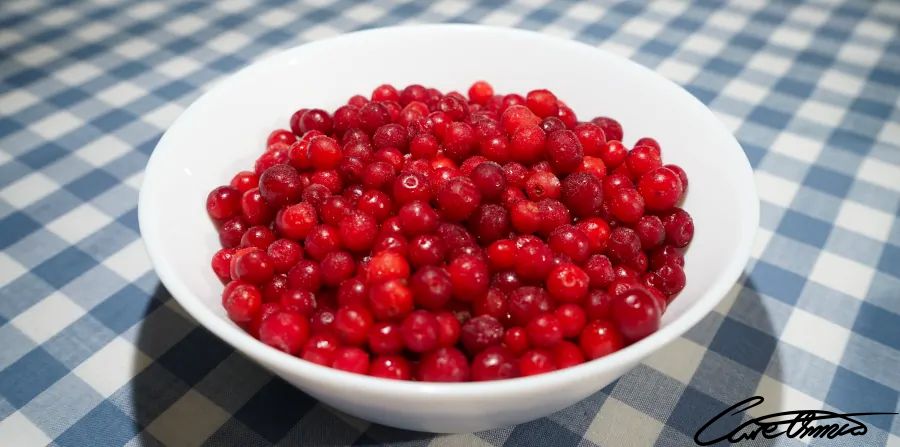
[301,333,339,365]
[579,320,623,359]
[471,346,518,381]
[662,208,694,247]
[460,315,504,354]
[267,239,302,273]
[519,349,557,376]
[276,203,317,240]
[650,245,684,270]
[508,286,552,326]
[339,211,377,253]
[230,171,259,193]
[401,310,440,353]
[212,248,236,283]
[368,279,414,321]
[526,89,559,118]
[584,255,615,289]
[510,125,547,164]
[280,288,316,315]
[367,322,404,355]
[635,215,666,250]
[418,347,470,382]
[577,218,611,254]
[546,263,589,303]
[525,171,560,201]
[638,167,683,211]
[513,240,553,282]
[334,304,373,346]
[240,188,274,225]
[320,251,356,286]
[553,341,585,368]
[608,187,645,224]
[435,311,462,347]
[397,201,439,236]
[230,248,274,284]
[287,259,322,292]
[332,347,369,374]
[599,140,627,169]
[649,263,686,296]
[447,254,489,301]
[207,186,241,221]
[526,313,563,348]
[369,355,412,380]
[437,177,481,221]
[259,164,303,207]
[611,289,661,342]
[409,266,453,310]
[367,251,410,284]
[407,234,445,268]
[545,130,583,174]
[259,311,309,355]
[554,304,587,338]
[591,116,623,142]
[606,227,641,264]
[561,172,603,218]
[548,225,590,264]
[222,281,262,323]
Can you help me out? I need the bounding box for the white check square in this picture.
[781,308,850,364]
[12,292,86,345]
[46,203,112,244]
[74,337,151,397]
[835,200,893,241]
[809,252,874,300]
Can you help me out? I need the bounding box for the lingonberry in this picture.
[230,170,259,194]
[366,250,410,284]
[408,266,452,311]
[638,167,683,211]
[212,248,236,283]
[650,263,686,296]
[553,341,585,368]
[525,89,559,118]
[460,315,504,354]
[525,171,560,201]
[508,286,552,326]
[368,279,414,321]
[302,333,340,365]
[222,281,262,323]
[486,239,516,270]
[447,254,490,301]
[219,217,249,248]
[401,310,440,353]
[333,304,373,346]
[287,259,321,292]
[554,304,587,338]
[650,245,685,270]
[560,172,603,218]
[662,208,694,247]
[469,162,506,201]
[320,251,356,286]
[469,204,510,244]
[664,164,688,191]
[598,140,628,169]
[332,347,369,374]
[254,146,289,175]
[606,227,641,264]
[540,117,567,134]
[491,270,522,294]
[608,187,645,224]
[579,320,623,359]
[473,288,508,321]
[397,200,438,236]
[546,129,583,174]
[519,349,556,376]
[503,327,529,355]
[579,156,607,179]
[207,186,241,221]
[435,311,462,347]
[275,202,316,240]
[280,288,316,316]
[392,172,431,205]
[338,210,377,253]
[259,311,309,355]
[576,217,611,254]
[369,355,412,380]
[436,177,481,221]
[591,116,623,142]
[514,239,553,282]
[625,145,662,178]
[471,346,518,381]
[262,274,289,303]
[584,254,615,289]
[418,347,470,382]
[241,188,274,225]
[537,199,571,236]
[510,125,547,164]
[510,200,542,234]
[557,103,577,129]
[548,225,590,263]
[546,263,589,303]
[526,313,563,348]
[611,289,661,341]
[230,248,274,284]
[467,80,494,105]
[407,234,445,268]
[574,123,607,157]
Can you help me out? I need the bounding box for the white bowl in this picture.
[139,24,758,433]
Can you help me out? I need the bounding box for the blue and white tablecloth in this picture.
[1,0,898,445]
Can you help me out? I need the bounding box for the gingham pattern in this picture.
[1,0,898,445]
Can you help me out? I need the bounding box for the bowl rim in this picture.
[139,23,759,398]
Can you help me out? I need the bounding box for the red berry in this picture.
[555,304,587,338]
[510,125,546,164]
[545,130,583,174]
[301,333,340,365]
[259,311,309,354]
[276,203,317,239]
[230,248,274,284]
[561,172,603,218]
[662,208,694,247]
[461,315,504,354]
[368,322,404,355]
[334,304,373,346]
[519,349,556,376]
[222,281,262,323]
[332,347,369,374]
[368,279,414,321]
[280,288,316,315]
[471,346,518,381]
[211,248,236,283]
[369,355,412,380]
[591,116,623,142]
[339,210,377,253]
[468,81,494,105]
[638,167,683,211]
[608,187,645,224]
[367,251,410,284]
[401,310,440,353]
[579,320,623,359]
[287,259,321,292]
[320,251,356,286]
[526,313,563,348]
[435,311,462,347]
[508,286,552,326]
[447,254,489,302]
[546,263,589,303]
[584,255,615,289]
[409,266,452,310]
[240,188,274,225]
[611,289,661,342]
[503,327,529,355]
[576,217,611,254]
[548,225,590,263]
[397,200,439,236]
[513,239,553,282]
[525,89,559,118]
[418,347,470,382]
[207,186,241,221]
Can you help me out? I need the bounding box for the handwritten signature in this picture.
[694,396,897,445]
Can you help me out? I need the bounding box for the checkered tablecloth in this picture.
[1,0,898,445]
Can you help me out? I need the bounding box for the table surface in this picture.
[1,0,899,446]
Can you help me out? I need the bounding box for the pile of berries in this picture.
[206,81,693,382]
